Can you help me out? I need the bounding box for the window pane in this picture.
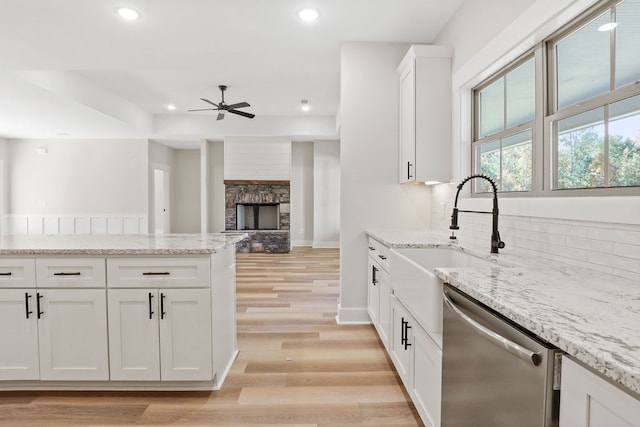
[479,78,504,138]
[609,95,640,187]
[556,12,611,109]
[502,130,533,191]
[615,0,640,88]
[506,59,535,128]
[557,108,605,189]
[478,139,500,192]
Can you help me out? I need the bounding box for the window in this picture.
[472,0,640,196]
[473,57,535,193]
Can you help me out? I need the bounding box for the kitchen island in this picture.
[0,233,247,391]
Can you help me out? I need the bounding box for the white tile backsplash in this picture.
[431,184,640,280]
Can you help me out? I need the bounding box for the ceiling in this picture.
[0,0,463,147]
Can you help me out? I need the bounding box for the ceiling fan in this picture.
[188,85,255,120]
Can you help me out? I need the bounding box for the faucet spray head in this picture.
[449,207,459,230]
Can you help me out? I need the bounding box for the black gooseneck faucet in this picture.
[449,174,505,254]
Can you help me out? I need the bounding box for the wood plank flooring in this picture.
[0,247,423,426]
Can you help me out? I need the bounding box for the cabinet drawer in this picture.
[368,237,390,272]
[36,258,106,288]
[0,258,36,288]
[107,257,210,288]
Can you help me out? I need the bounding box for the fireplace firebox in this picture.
[236,203,280,230]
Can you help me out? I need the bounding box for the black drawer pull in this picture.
[368,246,375,251]
[143,272,171,276]
[54,272,81,276]
[0,272,12,276]
[148,292,154,319]
[378,254,387,260]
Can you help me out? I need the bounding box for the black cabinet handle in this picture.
[401,317,412,350]
[368,246,375,251]
[407,161,413,180]
[0,272,12,276]
[148,292,154,319]
[143,272,171,276]
[378,254,387,260]
[25,292,33,319]
[53,272,81,276]
[372,265,378,285]
[36,293,44,319]
[160,293,166,319]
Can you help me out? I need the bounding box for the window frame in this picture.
[471,0,640,198]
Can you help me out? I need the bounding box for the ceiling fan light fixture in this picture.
[298,8,320,22]
[115,7,141,21]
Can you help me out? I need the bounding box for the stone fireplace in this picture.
[225,180,290,253]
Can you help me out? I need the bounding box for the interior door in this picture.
[153,168,170,234]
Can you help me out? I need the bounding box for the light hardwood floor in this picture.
[0,247,423,426]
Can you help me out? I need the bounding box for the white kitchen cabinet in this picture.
[37,289,109,381]
[398,45,452,184]
[367,237,391,350]
[560,356,640,427]
[390,295,412,383]
[108,288,213,381]
[390,294,442,427]
[0,289,40,380]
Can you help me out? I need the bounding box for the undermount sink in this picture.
[390,247,513,347]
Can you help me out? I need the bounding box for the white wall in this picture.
[291,142,314,246]
[171,149,201,233]
[0,138,8,234]
[339,42,433,323]
[224,136,292,181]
[313,140,340,248]
[208,140,225,232]
[8,139,148,215]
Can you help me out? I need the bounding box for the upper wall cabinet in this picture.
[398,45,452,184]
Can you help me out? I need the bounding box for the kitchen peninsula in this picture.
[0,233,247,391]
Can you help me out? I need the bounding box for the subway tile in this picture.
[587,227,640,246]
[587,252,640,274]
[613,242,640,261]
[565,236,614,254]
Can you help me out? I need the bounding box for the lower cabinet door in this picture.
[412,325,442,427]
[390,296,412,386]
[378,268,391,351]
[367,258,380,325]
[0,289,40,380]
[560,357,640,427]
[108,289,161,381]
[38,289,109,380]
[159,289,213,381]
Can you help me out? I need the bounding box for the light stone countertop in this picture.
[366,229,640,397]
[0,233,248,255]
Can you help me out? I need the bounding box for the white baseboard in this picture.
[312,240,340,249]
[336,305,371,324]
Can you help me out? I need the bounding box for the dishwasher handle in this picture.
[443,290,541,366]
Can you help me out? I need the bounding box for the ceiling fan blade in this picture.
[225,102,250,109]
[228,109,255,119]
[217,112,225,120]
[201,98,219,107]
[188,108,217,112]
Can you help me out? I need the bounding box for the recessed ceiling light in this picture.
[167,104,176,111]
[115,7,141,21]
[301,99,310,112]
[597,22,618,31]
[298,8,320,22]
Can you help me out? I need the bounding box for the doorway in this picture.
[153,167,170,234]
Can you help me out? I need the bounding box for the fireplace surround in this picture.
[225,180,290,253]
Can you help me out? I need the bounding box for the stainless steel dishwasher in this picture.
[441,284,562,427]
